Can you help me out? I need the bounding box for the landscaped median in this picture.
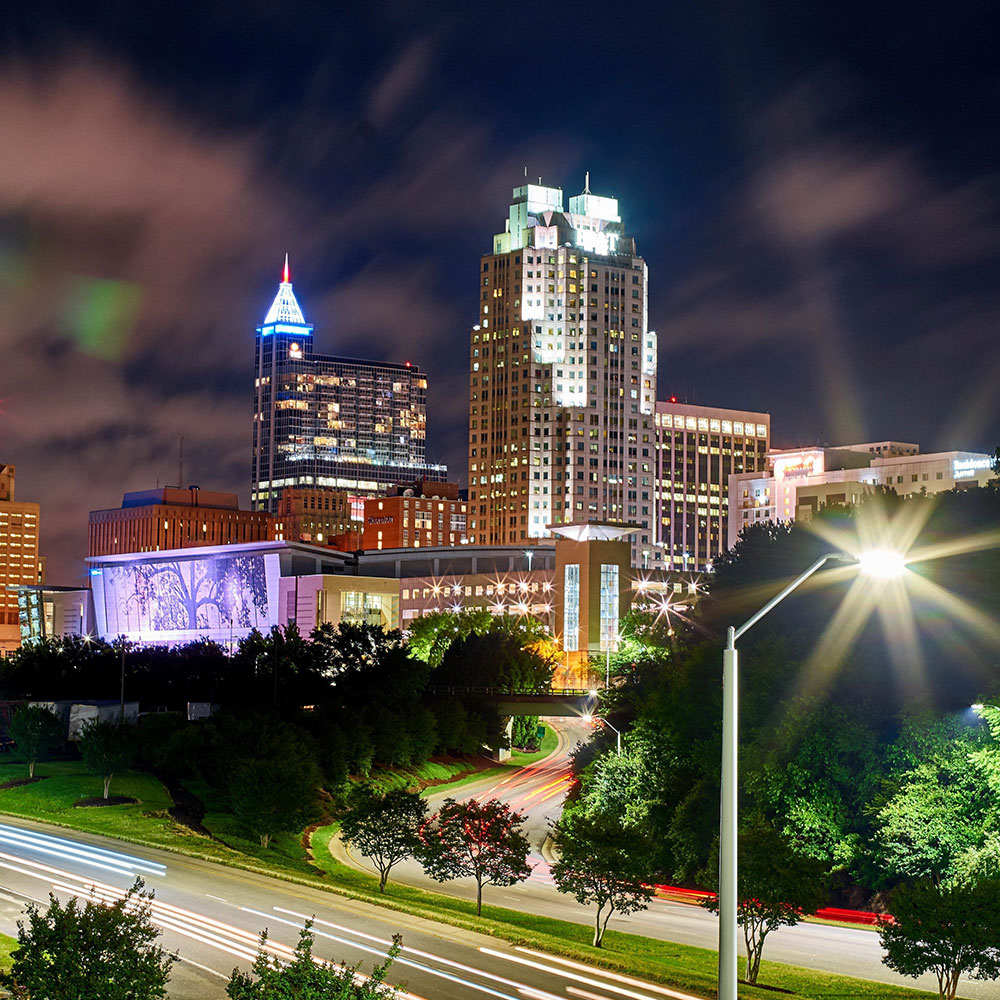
[0,754,948,1000]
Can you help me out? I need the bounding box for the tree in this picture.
[0,878,176,999]
[227,921,400,999]
[78,719,136,799]
[418,797,531,915]
[8,705,63,779]
[550,810,654,947]
[228,752,321,848]
[703,816,827,985]
[879,879,1000,1000]
[340,787,427,892]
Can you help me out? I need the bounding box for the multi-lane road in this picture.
[0,721,994,999]
[337,718,1000,1000]
[0,816,704,1000]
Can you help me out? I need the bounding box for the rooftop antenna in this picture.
[538,176,542,184]
[282,253,290,284]
[524,165,527,178]
[584,170,591,194]
[178,436,184,489]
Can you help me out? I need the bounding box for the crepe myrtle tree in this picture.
[340,787,427,893]
[703,815,827,986]
[418,797,531,915]
[879,879,1000,1000]
[550,810,654,947]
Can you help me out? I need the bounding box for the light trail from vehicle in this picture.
[515,949,703,1000]
[0,823,165,877]
[275,906,565,1000]
[479,947,699,1000]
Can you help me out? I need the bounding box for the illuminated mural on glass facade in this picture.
[97,552,272,636]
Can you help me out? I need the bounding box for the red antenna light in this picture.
[282,253,290,284]
[670,395,677,403]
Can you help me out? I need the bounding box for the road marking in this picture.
[205,893,228,902]
[177,955,230,980]
[481,947,701,1000]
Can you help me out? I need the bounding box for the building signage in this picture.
[366,515,394,525]
[953,457,993,475]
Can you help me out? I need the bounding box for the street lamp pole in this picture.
[583,714,622,755]
[718,553,854,1000]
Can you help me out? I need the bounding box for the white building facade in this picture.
[728,444,995,547]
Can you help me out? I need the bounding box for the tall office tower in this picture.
[0,464,42,652]
[652,400,770,572]
[252,258,447,513]
[467,180,657,562]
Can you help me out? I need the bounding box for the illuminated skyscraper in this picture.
[467,179,657,561]
[252,258,447,512]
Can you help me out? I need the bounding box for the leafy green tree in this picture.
[435,631,553,693]
[550,810,654,946]
[1,878,176,999]
[875,714,996,885]
[879,879,1000,999]
[704,816,827,985]
[340,787,427,892]
[227,920,400,999]
[229,751,321,848]
[78,719,136,799]
[8,704,63,778]
[511,715,540,748]
[418,797,531,914]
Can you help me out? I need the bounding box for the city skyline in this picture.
[1,2,999,583]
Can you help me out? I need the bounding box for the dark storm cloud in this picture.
[0,46,576,581]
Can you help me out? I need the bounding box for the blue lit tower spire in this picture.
[250,257,446,513]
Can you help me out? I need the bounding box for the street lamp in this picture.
[582,714,621,754]
[717,549,906,1000]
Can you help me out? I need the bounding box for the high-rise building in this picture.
[252,258,447,513]
[652,400,771,571]
[0,464,43,652]
[89,487,274,557]
[467,179,657,561]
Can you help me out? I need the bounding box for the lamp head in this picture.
[857,549,907,579]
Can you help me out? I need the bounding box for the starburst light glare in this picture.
[858,548,907,579]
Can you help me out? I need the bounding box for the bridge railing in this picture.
[426,686,596,697]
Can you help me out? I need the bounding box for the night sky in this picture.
[2,1,998,583]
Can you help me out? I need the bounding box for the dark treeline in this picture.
[0,616,557,799]
[582,487,1000,906]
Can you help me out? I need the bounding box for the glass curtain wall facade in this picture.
[252,263,447,512]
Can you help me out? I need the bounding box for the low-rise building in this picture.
[88,487,274,557]
[363,481,467,550]
[728,444,996,547]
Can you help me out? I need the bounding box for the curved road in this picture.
[336,718,999,1000]
[0,815,702,1000]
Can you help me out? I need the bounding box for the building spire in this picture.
[584,170,590,194]
[263,254,306,325]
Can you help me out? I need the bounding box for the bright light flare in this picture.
[858,549,907,579]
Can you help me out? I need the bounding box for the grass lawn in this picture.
[0,932,16,973]
[508,722,559,765]
[0,754,949,1000]
[309,825,939,1000]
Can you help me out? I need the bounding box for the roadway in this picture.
[336,718,1000,1000]
[0,815,706,1000]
